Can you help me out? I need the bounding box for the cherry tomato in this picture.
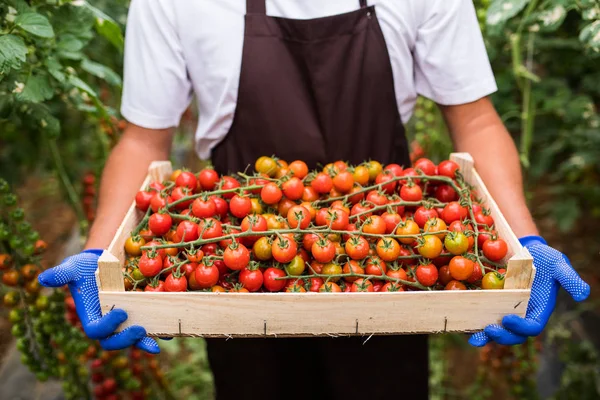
[198,169,219,190]
[380,282,405,292]
[362,215,386,235]
[381,212,402,234]
[384,163,403,177]
[364,256,387,276]
[223,244,250,271]
[302,186,319,202]
[252,237,272,260]
[352,165,370,186]
[395,219,420,244]
[164,274,188,292]
[2,270,19,286]
[176,221,199,242]
[277,198,297,218]
[239,268,264,292]
[192,198,216,218]
[342,260,365,282]
[135,190,154,211]
[319,282,342,292]
[351,279,374,292]
[366,190,388,207]
[194,263,220,288]
[255,156,279,177]
[272,236,298,263]
[220,176,241,199]
[148,213,173,236]
[376,238,401,262]
[287,206,311,229]
[444,232,469,255]
[418,235,443,259]
[324,208,350,230]
[312,239,336,263]
[441,202,468,224]
[260,183,283,205]
[437,160,459,179]
[124,236,146,256]
[449,256,474,281]
[375,171,397,194]
[413,207,439,228]
[399,183,423,202]
[477,229,497,248]
[311,173,334,194]
[263,267,287,292]
[474,211,494,227]
[321,262,343,282]
[416,263,438,286]
[139,253,163,277]
[345,236,370,260]
[333,171,354,193]
[366,161,383,181]
[423,217,447,240]
[414,158,437,176]
[435,185,458,202]
[229,195,252,218]
[289,160,308,179]
[175,171,198,191]
[285,255,306,276]
[445,280,467,290]
[482,272,505,289]
[482,238,508,261]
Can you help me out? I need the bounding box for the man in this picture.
[39,1,590,399]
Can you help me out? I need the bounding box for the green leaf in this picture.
[68,75,97,98]
[57,34,85,53]
[486,0,530,28]
[81,59,122,87]
[534,5,567,32]
[15,12,55,38]
[83,2,124,53]
[580,20,600,52]
[45,57,65,83]
[0,35,28,76]
[16,74,54,103]
[21,103,61,139]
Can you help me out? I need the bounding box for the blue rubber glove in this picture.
[469,235,590,346]
[38,249,160,354]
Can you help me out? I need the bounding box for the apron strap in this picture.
[360,0,368,8]
[247,0,266,14]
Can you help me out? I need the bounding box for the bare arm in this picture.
[84,124,175,249]
[438,97,538,238]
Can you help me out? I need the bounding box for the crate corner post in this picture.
[504,246,534,290]
[98,250,125,292]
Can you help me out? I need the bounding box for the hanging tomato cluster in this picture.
[82,171,97,223]
[0,179,171,400]
[123,155,509,293]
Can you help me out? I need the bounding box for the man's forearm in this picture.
[440,98,539,238]
[85,124,175,250]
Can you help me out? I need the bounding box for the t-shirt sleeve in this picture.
[413,0,497,105]
[120,0,192,129]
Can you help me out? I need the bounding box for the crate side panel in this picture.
[99,291,530,337]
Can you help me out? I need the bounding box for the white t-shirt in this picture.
[121,0,497,160]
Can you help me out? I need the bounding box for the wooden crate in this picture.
[96,153,534,337]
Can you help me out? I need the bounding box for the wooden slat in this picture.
[99,290,530,337]
[97,251,125,292]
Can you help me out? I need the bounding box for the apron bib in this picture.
[207,1,426,399]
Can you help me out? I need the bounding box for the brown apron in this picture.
[208,0,427,399]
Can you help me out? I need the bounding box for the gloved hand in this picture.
[469,235,590,346]
[38,249,160,353]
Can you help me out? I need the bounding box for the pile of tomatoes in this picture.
[123,156,509,293]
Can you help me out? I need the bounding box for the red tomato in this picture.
[260,182,283,205]
[414,158,437,176]
[366,190,388,207]
[416,263,438,286]
[380,282,405,292]
[148,213,172,236]
[350,202,373,222]
[272,236,298,263]
[386,266,407,281]
[150,193,169,213]
[365,256,387,276]
[381,212,402,234]
[220,176,241,199]
[477,229,497,248]
[302,186,319,202]
[239,268,264,292]
[145,281,165,292]
[375,171,397,194]
[362,215,386,235]
[399,183,423,202]
[475,212,494,227]
[223,244,251,271]
[194,263,219,288]
[139,253,163,277]
[198,169,219,190]
[175,171,198,191]
[467,262,484,284]
[211,196,229,218]
[308,277,324,292]
[413,206,439,228]
[135,190,154,211]
[176,221,199,242]
[437,160,459,179]
[441,202,468,224]
[171,187,193,210]
[302,233,321,252]
[435,184,458,202]
[345,236,370,260]
[240,214,268,243]
[164,274,188,292]
[289,161,309,179]
[192,198,216,218]
[482,238,508,261]
[311,239,336,263]
[324,208,350,230]
[449,256,474,281]
[311,173,334,194]
[400,167,420,184]
[281,177,304,200]
[263,268,287,292]
[384,164,403,176]
[351,279,374,292]
[198,218,223,239]
[333,171,355,193]
[229,195,252,218]
[347,186,365,204]
[287,206,311,229]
